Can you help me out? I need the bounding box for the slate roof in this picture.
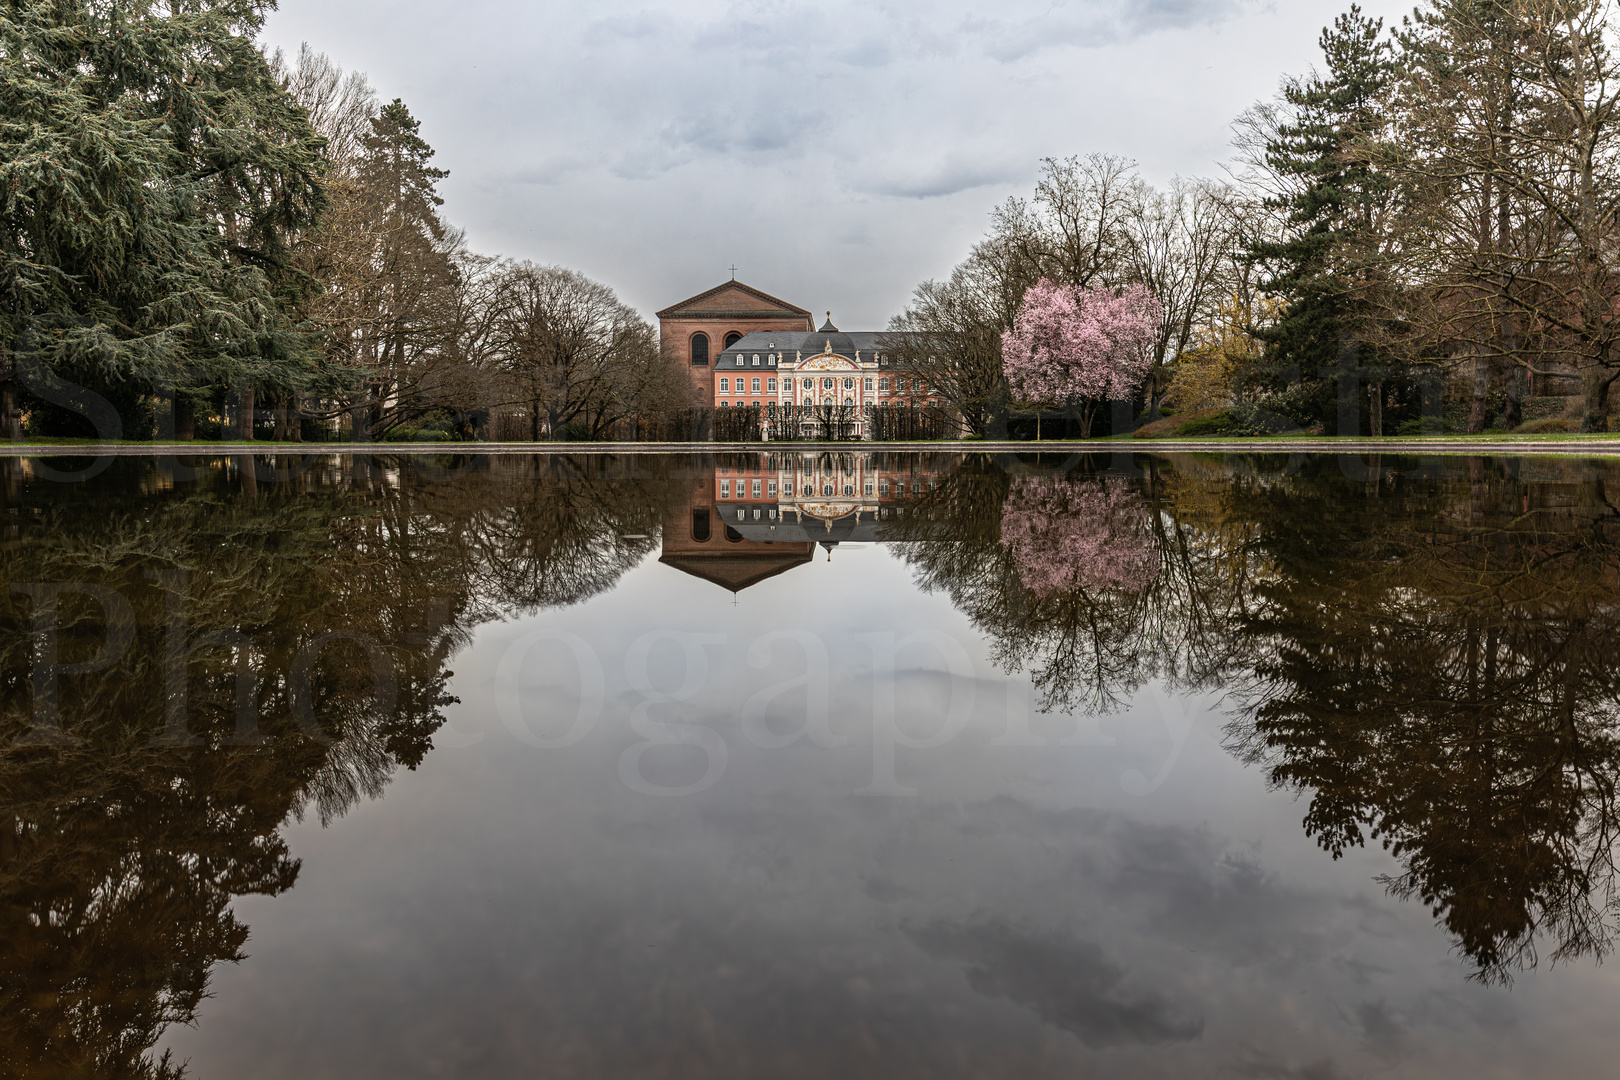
[657,548,814,592]
[714,330,917,369]
[656,280,813,321]
[726,510,891,544]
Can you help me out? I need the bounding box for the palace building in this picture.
[658,278,946,440]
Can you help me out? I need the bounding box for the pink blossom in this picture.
[1002,280,1162,407]
[999,476,1158,597]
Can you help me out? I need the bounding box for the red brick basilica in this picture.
[656,278,813,402]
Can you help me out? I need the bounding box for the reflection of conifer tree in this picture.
[1227,457,1620,982]
[0,453,684,1078]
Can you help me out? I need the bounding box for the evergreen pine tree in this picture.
[1244,6,1396,430]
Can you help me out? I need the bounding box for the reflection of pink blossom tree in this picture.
[999,476,1157,597]
[1002,280,1162,437]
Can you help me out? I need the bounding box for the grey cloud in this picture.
[1353,999,1408,1061]
[1125,0,1246,33]
[1229,1054,1358,1080]
[505,156,594,186]
[660,106,826,156]
[907,916,1204,1048]
[580,10,677,47]
[691,7,829,62]
[834,38,895,68]
[861,875,909,903]
[862,162,1024,200]
[972,0,1248,63]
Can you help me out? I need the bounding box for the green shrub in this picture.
[1515,416,1580,434]
[1176,411,1233,437]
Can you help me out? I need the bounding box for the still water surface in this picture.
[4,450,1620,1078]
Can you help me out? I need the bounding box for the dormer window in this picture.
[752,354,760,365]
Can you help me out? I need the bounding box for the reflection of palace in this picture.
[659,452,943,592]
[658,278,948,440]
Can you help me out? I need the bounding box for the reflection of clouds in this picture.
[1229,1054,1357,1080]
[160,544,1608,1079]
[907,917,1203,1047]
[167,751,1530,1079]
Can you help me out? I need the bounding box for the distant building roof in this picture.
[715,330,916,368]
[658,549,814,592]
[656,280,813,322]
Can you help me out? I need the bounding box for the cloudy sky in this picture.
[258,0,1411,326]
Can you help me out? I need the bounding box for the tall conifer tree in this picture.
[1245,6,1396,424]
[0,0,327,435]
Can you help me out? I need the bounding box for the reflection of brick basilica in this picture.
[660,452,945,593]
[657,278,945,440]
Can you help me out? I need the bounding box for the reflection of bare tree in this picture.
[891,453,1263,715]
[0,453,684,1078]
[1227,457,1620,983]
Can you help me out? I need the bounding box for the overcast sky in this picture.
[259,0,1411,327]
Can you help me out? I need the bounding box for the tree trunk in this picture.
[1468,350,1490,433]
[174,395,195,440]
[1,384,19,441]
[1580,367,1610,433]
[1146,366,1166,423]
[1368,380,1383,437]
[1503,362,1523,430]
[237,389,255,440]
[234,453,258,499]
[350,390,368,442]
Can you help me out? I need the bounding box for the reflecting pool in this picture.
[4,450,1620,1078]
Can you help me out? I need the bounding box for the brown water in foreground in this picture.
[4,450,1619,1079]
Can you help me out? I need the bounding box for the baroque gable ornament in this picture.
[802,354,858,371]
[798,501,859,522]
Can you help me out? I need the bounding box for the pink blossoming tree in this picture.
[999,476,1158,598]
[1002,280,1163,438]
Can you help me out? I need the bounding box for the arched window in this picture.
[724,332,743,348]
[691,333,710,366]
[691,509,711,542]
